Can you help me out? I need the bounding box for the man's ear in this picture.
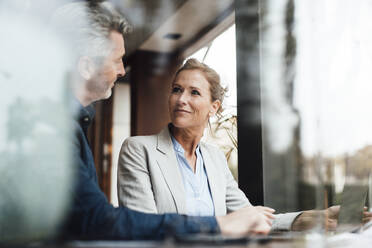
[78,56,95,80]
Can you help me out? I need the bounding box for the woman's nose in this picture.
[176,92,188,105]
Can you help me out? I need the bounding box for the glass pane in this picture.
[261,0,372,232]
[0,1,73,241]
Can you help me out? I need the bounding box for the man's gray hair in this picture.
[52,1,131,59]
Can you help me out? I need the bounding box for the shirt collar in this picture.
[71,97,96,129]
[171,134,184,153]
[78,104,95,123]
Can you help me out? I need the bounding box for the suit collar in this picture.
[156,125,187,213]
[156,125,226,215]
[156,124,173,154]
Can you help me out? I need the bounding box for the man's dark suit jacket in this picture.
[61,101,219,240]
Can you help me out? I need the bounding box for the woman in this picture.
[117,59,298,230]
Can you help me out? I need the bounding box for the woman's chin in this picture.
[171,119,191,129]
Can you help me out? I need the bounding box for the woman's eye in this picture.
[172,87,182,93]
[191,90,200,96]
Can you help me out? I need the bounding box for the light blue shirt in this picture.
[171,135,215,216]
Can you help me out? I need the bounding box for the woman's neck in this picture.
[171,125,204,157]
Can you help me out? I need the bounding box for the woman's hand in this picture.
[254,206,275,225]
[362,207,372,224]
[324,206,372,228]
[292,206,339,231]
[292,205,372,231]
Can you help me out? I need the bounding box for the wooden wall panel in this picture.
[129,51,183,136]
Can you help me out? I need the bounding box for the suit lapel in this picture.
[156,126,187,214]
[200,143,225,215]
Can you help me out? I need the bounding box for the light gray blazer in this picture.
[117,126,249,216]
[117,126,301,230]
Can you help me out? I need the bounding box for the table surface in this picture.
[49,233,369,248]
[9,232,372,248]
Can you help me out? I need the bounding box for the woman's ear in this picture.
[78,56,95,80]
[210,100,221,116]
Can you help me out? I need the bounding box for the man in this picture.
[53,1,272,240]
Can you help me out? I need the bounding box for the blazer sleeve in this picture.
[117,137,158,214]
[62,140,219,240]
[215,148,251,213]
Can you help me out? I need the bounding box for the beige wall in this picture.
[111,83,131,206]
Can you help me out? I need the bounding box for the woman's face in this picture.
[169,69,220,130]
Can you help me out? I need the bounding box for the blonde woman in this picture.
[117,59,319,231]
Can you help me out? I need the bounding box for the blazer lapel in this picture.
[200,143,226,216]
[156,126,187,214]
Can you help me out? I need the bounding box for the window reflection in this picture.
[261,0,372,229]
[0,1,73,241]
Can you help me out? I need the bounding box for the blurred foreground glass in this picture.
[260,0,372,231]
[0,2,73,243]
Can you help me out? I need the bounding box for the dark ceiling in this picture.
[111,0,188,56]
[110,0,234,57]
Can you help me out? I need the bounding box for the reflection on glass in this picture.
[0,2,73,242]
[261,0,372,232]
